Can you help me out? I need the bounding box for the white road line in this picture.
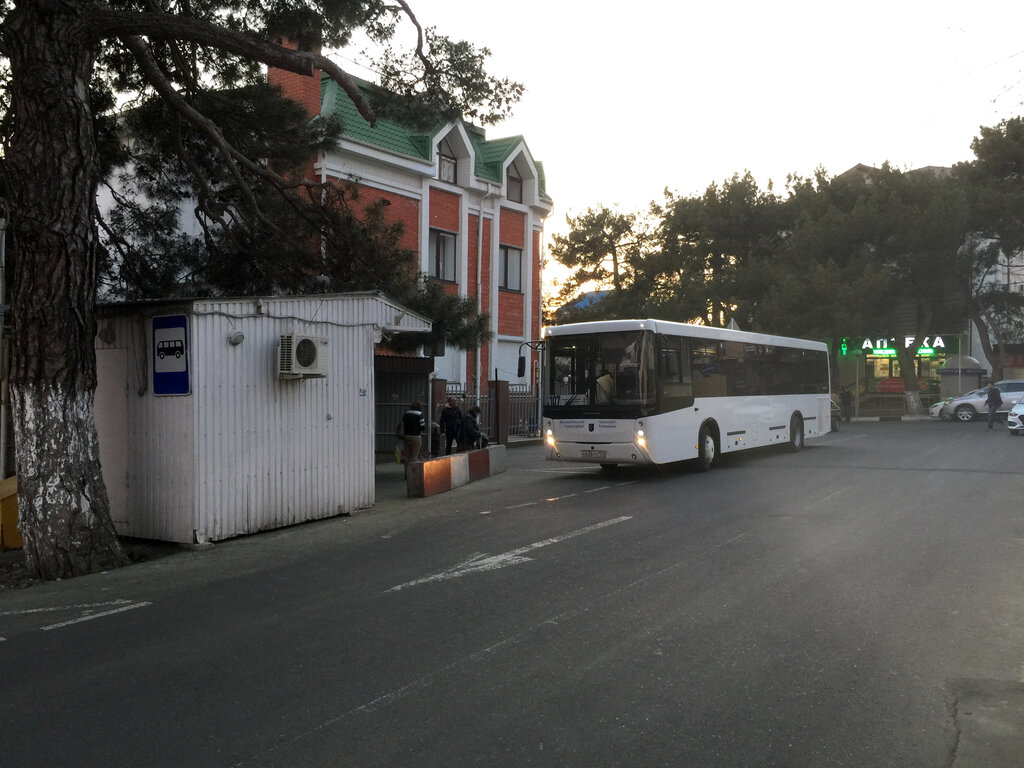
[719,533,748,548]
[585,486,611,493]
[545,493,578,502]
[386,516,633,593]
[800,485,851,512]
[0,599,135,617]
[506,501,537,510]
[40,602,151,631]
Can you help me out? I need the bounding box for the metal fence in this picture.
[445,383,541,439]
[854,393,942,418]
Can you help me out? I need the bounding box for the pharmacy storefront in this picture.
[834,335,964,412]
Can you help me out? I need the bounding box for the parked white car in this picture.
[1008,401,1024,435]
[940,380,1024,422]
[929,398,953,420]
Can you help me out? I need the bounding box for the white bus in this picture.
[541,319,831,469]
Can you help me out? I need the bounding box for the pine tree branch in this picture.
[87,5,377,125]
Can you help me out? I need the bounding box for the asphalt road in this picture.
[1,420,1023,767]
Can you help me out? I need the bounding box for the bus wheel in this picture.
[788,415,804,452]
[696,424,716,472]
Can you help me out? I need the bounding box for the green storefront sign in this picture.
[834,336,960,357]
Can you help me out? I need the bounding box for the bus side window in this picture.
[658,335,693,410]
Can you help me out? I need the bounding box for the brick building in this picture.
[270,64,553,402]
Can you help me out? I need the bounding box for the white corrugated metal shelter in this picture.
[94,293,430,544]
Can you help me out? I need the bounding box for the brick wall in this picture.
[429,188,460,232]
[342,182,420,253]
[480,215,492,379]
[267,44,321,188]
[480,218,492,315]
[268,41,321,120]
[467,214,479,299]
[498,290,524,336]
[499,208,526,247]
[536,228,544,346]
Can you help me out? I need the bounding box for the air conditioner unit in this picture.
[278,334,329,379]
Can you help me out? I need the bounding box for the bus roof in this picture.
[542,319,828,352]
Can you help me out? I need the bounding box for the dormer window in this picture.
[506,163,523,204]
[438,137,457,184]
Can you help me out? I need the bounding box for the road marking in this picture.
[40,602,151,631]
[506,501,537,510]
[385,516,633,593]
[719,533,748,547]
[545,493,578,502]
[800,485,851,512]
[0,599,135,617]
[585,486,611,493]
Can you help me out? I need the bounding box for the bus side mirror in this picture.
[517,355,526,378]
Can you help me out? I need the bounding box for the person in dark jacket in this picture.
[439,397,463,455]
[985,384,1003,430]
[461,405,486,450]
[840,386,853,423]
[400,401,426,473]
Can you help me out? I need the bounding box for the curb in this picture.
[846,416,933,422]
[405,444,507,497]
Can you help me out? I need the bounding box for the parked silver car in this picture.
[1008,401,1024,435]
[929,398,953,420]
[940,380,1024,422]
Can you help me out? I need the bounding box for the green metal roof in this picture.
[322,76,548,200]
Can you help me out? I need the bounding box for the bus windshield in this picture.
[546,331,656,414]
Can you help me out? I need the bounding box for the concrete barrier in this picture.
[406,445,506,498]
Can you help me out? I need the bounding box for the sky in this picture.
[339,1,1024,242]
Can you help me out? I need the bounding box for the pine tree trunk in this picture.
[2,2,129,579]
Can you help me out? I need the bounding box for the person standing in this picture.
[439,397,463,455]
[401,401,426,473]
[462,405,485,450]
[985,383,1003,430]
[841,386,853,423]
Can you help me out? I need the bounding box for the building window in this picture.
[438,137,457,184]
[506,163,523,203]
[429,229,457,282]
[499,245,522,291]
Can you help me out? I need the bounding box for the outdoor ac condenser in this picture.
[278,334,329,379]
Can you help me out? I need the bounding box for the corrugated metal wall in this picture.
[96,307,197,543]
[95,294,431,544]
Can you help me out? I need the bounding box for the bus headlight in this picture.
[635,429,646,449]
[546,428,556,448]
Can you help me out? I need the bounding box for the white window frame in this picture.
[499,245,522,292]
[429,229,457,282]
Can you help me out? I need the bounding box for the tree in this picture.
[956,117,1024,379]
[654,172,783,328]
[762,165,969,411]
[758,168,894,343]
[547,205,652,322]
[0,0,520,580]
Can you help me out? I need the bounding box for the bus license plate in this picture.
[580,449,607,458]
